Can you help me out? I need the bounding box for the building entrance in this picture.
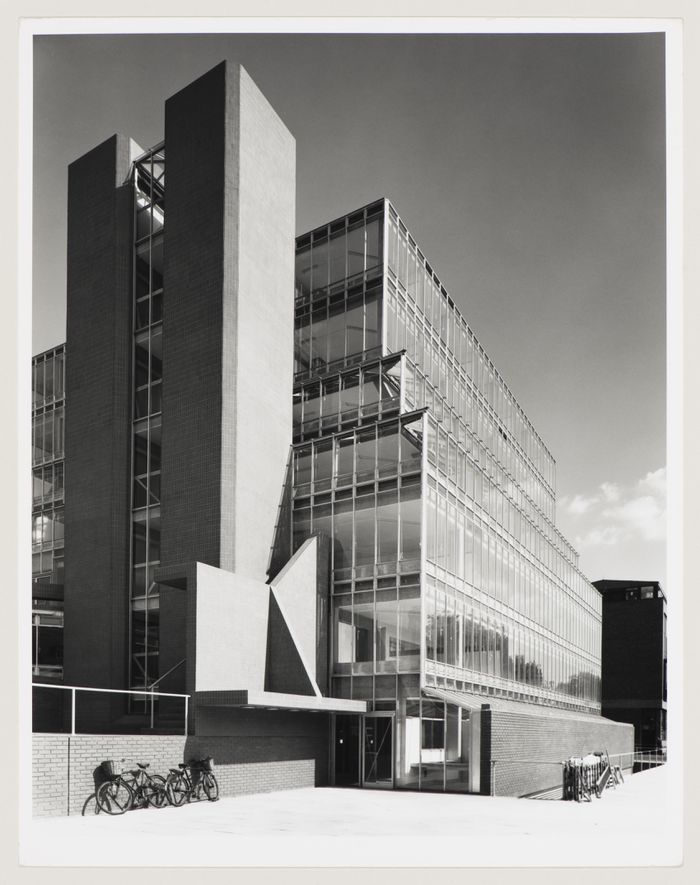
[334,714,361,785]
[362,714,394,787]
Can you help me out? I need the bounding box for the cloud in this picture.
[637,467,666,498]
[563,494,598,515]
[574,526,624,548]
[559,467,666,551]
[600,482,621,503]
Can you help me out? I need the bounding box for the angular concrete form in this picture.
[157,537,338,730]
[160,60,295,581]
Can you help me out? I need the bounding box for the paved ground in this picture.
[23,766,681,867]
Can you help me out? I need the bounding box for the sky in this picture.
[31,31,667,586]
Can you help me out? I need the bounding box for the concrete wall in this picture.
[194,564,269,692]
[268,535,330,694]
[228,66,295,581]
[160,60,295,582]
[483,708,635,797]
[63,134,136,697]
[271,539,318,679]
[33,721,329,817]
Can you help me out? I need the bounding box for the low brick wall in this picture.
[486,709,635,797]
[33,713,329,817]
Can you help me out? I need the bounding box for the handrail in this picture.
[32,682,189,699]
[32,682,190,736]
[148,658,186,691]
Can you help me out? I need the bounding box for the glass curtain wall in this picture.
[386,203,555,495]
[395,696,471,792]
[294,198,604,792]
[383,200,601,713]
[129,145,165,692]
[293,354,402,442]
[32,346,65,581]
[292,413,424,701]
[294,200,384,375]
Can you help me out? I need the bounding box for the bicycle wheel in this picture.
[203,773,219,801]
[81,793,100,815]
[166,772,189,806]
[96,779,133,815]
[144,774,168,809]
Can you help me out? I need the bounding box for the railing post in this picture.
[71,688,76,735]
[184,695,189,736]
[150,691,155,730]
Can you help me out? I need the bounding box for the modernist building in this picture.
[593,580,667,751]
[33,59,633,798]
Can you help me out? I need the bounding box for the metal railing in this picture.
[146,658,186,729]
[634,748,667,770]
[32,683,190,736]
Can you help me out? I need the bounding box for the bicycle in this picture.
[96,760,168,815]
[165,756,219,805]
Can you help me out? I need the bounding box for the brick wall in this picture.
[486,710,634,797]
[64,134,133,697]
[33,717,329,817]
[602,596,665,705]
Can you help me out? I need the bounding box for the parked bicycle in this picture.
[165,756,219,805]
[96,760,168,815]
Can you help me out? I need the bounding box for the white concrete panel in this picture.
[194,563,270,692]
[222,63,296,581]
[270,537,318,679]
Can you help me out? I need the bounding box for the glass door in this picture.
[363,714,394,787]
[334,714,361,786]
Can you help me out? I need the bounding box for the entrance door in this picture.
[363,714,394,787]
[334,714,361,785]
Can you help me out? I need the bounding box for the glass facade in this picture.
[292,199,602,791]
[32,345,65,678]
[129,145,165,691]
[32,596,64,678]
[32,345,65,582]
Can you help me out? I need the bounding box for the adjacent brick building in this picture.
[593,580,667,751]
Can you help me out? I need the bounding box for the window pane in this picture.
[399,485,422,561]
[347,225,364,278]
[294,447,312,487]
[376,487,398,564]
[333,498,353,570]
[354,490,375,567]
[345,295,364,357]
[400,420,423,473]
[295,247,312,297]
[365,292,380,351]
[313,439,333,490]
[376,424,398,477]
[355,429,375,481]
[329,230,346,284]
[321,376,340,429]
[354,603,374,662]
[336,435,354,486]
[362,365,381,415]
[375,599,397,664]
[311,238,329,291]
[340,369,360,419]
[366,219,381,269]
[398,597,421,665]
[334,602,354,664]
